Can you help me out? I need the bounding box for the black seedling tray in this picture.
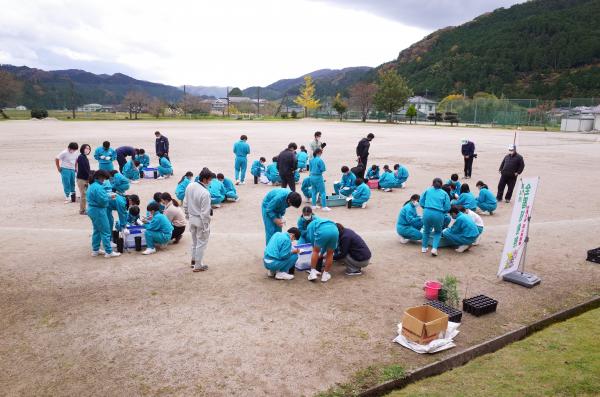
[462,295,498,317]
[425,300,462,323]
[587,248,600,264]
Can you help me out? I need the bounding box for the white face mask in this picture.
[303,215,312,221]
[412,201,419,207]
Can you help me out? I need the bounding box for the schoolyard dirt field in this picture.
[1,119,599,396]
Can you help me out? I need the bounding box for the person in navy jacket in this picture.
[333,223,371,276]
[461,138,475,179]
[155,130,170,159]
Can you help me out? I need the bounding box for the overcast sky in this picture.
[0,0,523,88]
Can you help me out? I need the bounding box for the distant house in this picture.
[211,97,267,111]
[407,96,437,114]
[77,103,103,112]
[16,105,27,111]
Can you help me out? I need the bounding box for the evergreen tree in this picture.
[374,69,412,122]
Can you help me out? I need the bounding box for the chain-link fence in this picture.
[314,98,600,129]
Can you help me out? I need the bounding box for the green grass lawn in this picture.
[387,307,600,397]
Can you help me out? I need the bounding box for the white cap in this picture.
[461,137,467,143]
[508,144,516,150]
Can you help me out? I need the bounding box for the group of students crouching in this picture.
[395,176,497,256]
[365,163,410,192]
[86,169,186,257]
[175,171,239,209]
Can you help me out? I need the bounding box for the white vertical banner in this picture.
[498,177,540,277]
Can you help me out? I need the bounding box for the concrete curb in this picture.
[359,295,600,397]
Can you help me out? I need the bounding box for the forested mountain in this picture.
[386,0,600,98]
[0,65,184,109]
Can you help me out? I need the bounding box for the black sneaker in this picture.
[345,269,363,276]
[347,200,352,209]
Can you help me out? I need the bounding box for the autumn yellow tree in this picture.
[294,76,320,117]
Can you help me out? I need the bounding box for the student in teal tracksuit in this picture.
[393,164,409,186]
[266,157,281,184]
[378,166,396,191]
[451,184,478,211]
[475,181,497,214]
[305,217,339,282]
[301,177,312,202]
[333,166,356,196]
[347,178,371,208]
[446,174,462,199]
[233,135,250,184]
[218,174,239,201]
[261,188,302,244]
[122,159,140,181]
[94,141,117,171]
[366,165,380,180]
[297,206,319,243]
[297,146,309,171]
[175,172,194,201]
[208,177,226,206]
[157,154,173,178]
[251,157,266,184]
[396,194,423,242]
[142,202,174,255]
[263,228,301,280]
[420,178,451,256]
[439,205,480,251]
[309,148,329,210]
[86,170,120,258]
[135,149,150,171]
[108,193,128,232]
[109,170,130,194]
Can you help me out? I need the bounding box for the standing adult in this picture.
[183,168,213,272]
[461,138,476,179]
[116,146,137,172]
[496,144,525,203]
[155,130,170,159]
[355,133,374,179]
[76,144,91,215]
[278,142,298,192]
[261,188,302,244]
[55,142,79,203]
[233,134,251,185]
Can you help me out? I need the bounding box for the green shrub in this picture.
[31,108,48,119]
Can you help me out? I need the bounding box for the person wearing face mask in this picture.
[297,206,319,243]
[496,144,525,203]
[438,205,480,253]
[261,188,303,244]
[420,178,451,256]
[333,165,356,196]
[396,194,423,243]
[475,181,497,215]
[76,144,91,214]
[86,170,120,258]
[55,142,79,203]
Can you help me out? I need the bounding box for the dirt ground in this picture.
[1,119,599,396]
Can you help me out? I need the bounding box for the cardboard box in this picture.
[401,305,449,344]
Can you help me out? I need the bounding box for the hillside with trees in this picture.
[386,0,600,98]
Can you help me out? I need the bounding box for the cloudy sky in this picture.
[0,0,523,87]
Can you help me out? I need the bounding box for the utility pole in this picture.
[257,87,260,116]
[226,86,230,118]
[183,85,187,118]
[69,79,76,119]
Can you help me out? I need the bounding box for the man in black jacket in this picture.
[497,144,525,203]
[333,223,371,276]
[461,138,475,179]
[278,142,298,192]
[155,131,169,159]
[355,133,374,178]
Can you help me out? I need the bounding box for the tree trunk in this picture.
[0,109,8,119]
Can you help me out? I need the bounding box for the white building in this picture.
[77,103,103,112]
[16,105,27,111]
[408,96,437,114]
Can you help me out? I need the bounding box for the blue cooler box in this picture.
[125,225,146,249]
[142,167,158,179]
[293,243,313,270]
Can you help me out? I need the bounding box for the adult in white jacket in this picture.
[183,168,213,272]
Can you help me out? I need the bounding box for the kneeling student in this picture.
[333,166,356,196]
[366,164,380,180]
[301,177,313,203]
[440,205,480,252]
[251,157,267,184]
[161,192,187,244]
[208,174,226,207]
[461,206,484,245]
[266,156,281,185]
[297,206,318,243]
[264,227,301,280]
[217,173,239,201]
[157,153,173,179]
[378,165,396,192]
[142,202,174,255]
[475,181,497,215]
[396,194,423,243]
[333,223,371,276]
[346,178,371,209]
[122,159,141,182]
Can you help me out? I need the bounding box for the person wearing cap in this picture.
[496,144,525,203]
[461,138,475,179]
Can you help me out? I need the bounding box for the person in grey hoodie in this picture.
[183,167,213,272]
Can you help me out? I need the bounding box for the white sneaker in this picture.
[64,197,71,203]
[91,249,106,257]
[233,198,240,202]
[399,236,409,244]
[321,271,332,282]
[105,251,121,258]
[308,268,321,281]
[240,181,246,185]
[431,248,439,257]
[267,270,276,278]
[142,248,156,255]
[131,180,139,184]
[212,204,221,208]
[157,176,165,180]
[321,207,331,212]
[421,247,428,253]
[361,202,367,209]
[473,234,482,246]
[383,188,392,192]
[401,182,406,188]
[235,180,240,185]
[275,272,294,280]
[311,206,320,210]
[267,182,273,186]
[455,245,471,253]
